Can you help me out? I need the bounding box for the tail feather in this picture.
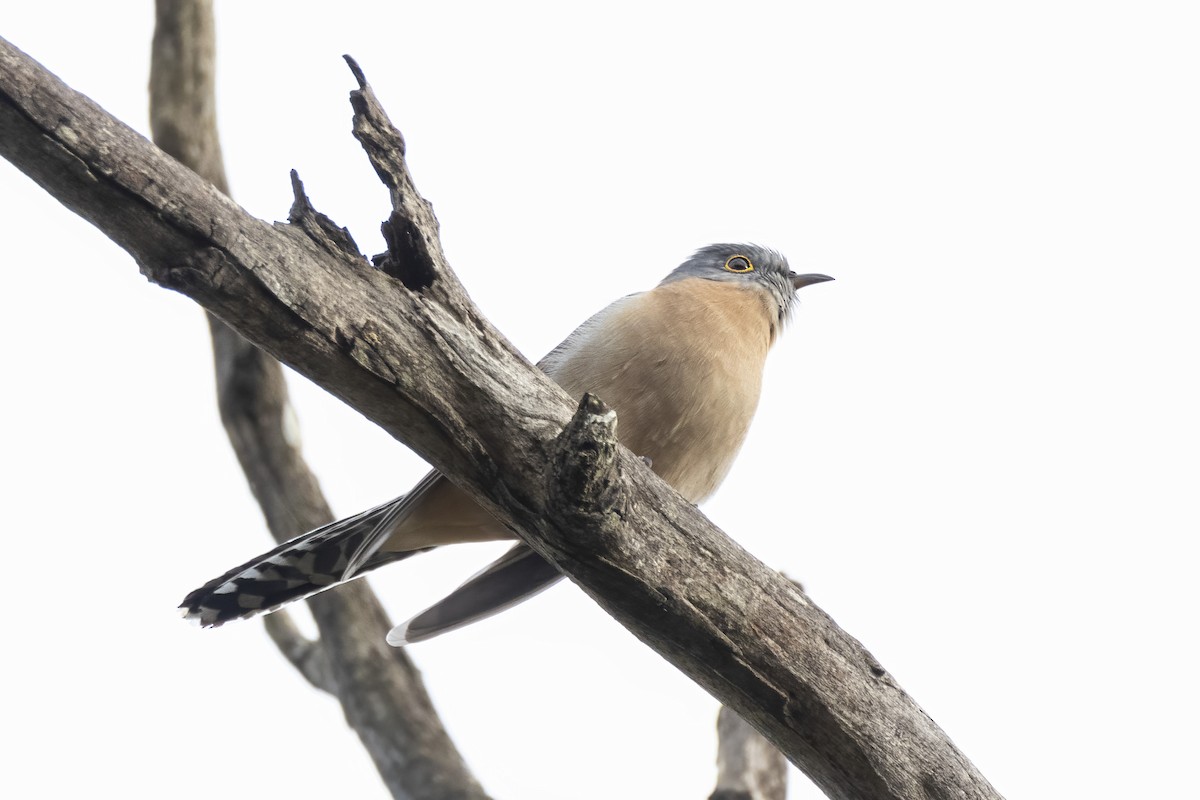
[180,497,427,627]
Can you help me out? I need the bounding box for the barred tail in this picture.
[180,497,425,627]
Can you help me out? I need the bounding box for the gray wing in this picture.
[386,543,564,645]
[536,290,642,374]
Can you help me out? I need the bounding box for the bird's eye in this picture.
[724,255,754,273]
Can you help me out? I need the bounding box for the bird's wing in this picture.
[386,543,564,645]
[536,291,642,374]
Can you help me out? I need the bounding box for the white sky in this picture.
[2,2,1197,798]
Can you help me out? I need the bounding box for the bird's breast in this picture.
[547,279,775,502]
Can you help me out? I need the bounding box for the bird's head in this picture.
[660,243,833,328]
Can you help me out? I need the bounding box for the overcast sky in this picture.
[2,3,1197,798]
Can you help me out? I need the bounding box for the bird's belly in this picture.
[547,284,771,502]
[582,352,762,502]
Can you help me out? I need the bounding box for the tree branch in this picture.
[0,35,1002,800]
[261,611,335,693]
[144,3,488,798]
[710,706,788,800]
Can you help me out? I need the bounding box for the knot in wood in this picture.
[547,393,623,528]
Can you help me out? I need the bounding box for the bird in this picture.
[181,244,832,645]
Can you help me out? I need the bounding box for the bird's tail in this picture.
[180,497,425,627]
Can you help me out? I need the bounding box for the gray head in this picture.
[660,243,833,328]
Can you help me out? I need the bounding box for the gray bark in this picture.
[0,34,1003,800]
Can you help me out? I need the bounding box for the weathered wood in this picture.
[0,34,1002,800]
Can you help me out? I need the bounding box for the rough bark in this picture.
[145,3,489,799]
[0,35,1003,800]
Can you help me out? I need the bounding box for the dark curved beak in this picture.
[791,272,835,290]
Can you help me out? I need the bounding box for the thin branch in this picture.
[710,707,788,800]
[145,3,489,798]
[0,35,1002,800]
[262,611,335,693]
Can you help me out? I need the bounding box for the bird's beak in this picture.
[791,273,835,290]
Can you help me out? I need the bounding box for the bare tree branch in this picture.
[0,35,1003,800]
[710,706,788,800]
[145,3,489,798]
[261,611,335,693]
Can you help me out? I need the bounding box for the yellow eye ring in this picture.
[724,255,754,273]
